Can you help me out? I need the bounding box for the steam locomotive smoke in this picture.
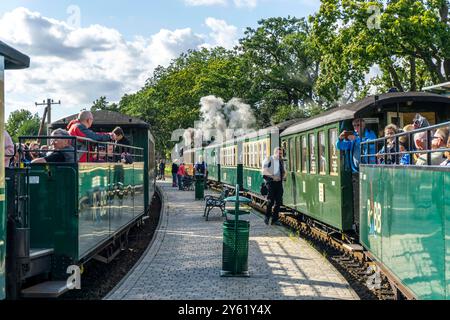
[199,95,256,142]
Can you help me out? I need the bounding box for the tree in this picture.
[120,48,251,153]
[239,17,327,126]
[91,96,119,112]
[311,0,450,98]
[6,109,41,142]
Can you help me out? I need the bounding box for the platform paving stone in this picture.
[106,181,359,300]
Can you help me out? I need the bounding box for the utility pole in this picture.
[35,99,61,136]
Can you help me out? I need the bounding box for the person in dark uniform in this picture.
[262,147,285,226]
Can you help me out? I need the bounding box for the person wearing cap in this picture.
[32,129,75,164]
[412,114,430,130]
[416,127,449,165]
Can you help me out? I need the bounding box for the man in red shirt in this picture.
[67,111,116,162]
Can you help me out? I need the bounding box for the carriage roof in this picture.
[0,41,30,70]
[281,92,450,137]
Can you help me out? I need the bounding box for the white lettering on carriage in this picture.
[367,200,382,235]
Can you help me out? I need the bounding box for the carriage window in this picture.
[301,136,307,173]
[329,129,339,176]
[262,141,268,164]
[257,143,261,168]
[252,143,256,167]
[295,137,300,173]
[244,144,248,167]
[289,138,295,172]
[232,147,235,166]
[318,131,326,175]
[249,143,253,167]
[282,141,288,159]
[309,134,316,174]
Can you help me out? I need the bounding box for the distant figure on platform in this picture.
[172,161,179,187]
[194,156,208,189]
[177,162,186,190]
[262,147,285,226]
[159,160,166,180]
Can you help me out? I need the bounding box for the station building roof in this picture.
[0,41,30,70]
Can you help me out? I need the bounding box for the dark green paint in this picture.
[360,165,449,300]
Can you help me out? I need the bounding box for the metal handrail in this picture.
[360,120,450,166]
[16,135,144,164]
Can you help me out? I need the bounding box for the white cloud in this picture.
[0,7,206,120]
[203,17,239,49]
[184,0,227,6]
[233,0,258,8]
[184,0,258,8]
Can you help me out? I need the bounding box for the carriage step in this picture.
[21,281,69,298]
[26,248,54,279]
[30,248,54,260]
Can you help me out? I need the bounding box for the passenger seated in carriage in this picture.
[415,128,449,166]
[32,129,75,164]
[377,124,398,164]
[441,136,450,167]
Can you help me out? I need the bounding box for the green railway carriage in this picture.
[0,42,30,300]
[241,120,299,197]
[27,156,147,275]
[51,111,156,207]
[360,121,450,300]
[220,140,243,189]
[242,131,271,195]
[2,108,156,298]
[204,143,220,183]
[281,92,450,232]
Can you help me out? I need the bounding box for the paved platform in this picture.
[106,182,359,300]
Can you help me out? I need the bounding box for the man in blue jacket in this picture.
[336,118,377,172]
[336,118,376,231]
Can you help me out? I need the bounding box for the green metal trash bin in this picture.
[195,174,205,200]
[221,185,251,277]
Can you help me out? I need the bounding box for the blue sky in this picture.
[0,0,321,120]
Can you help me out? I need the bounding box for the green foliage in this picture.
[91,96,119,112]
[6,109,41,142]
[312,0,449,96]
[240,17,329,126]
[117,1,449,155]
[120,48,252,153]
